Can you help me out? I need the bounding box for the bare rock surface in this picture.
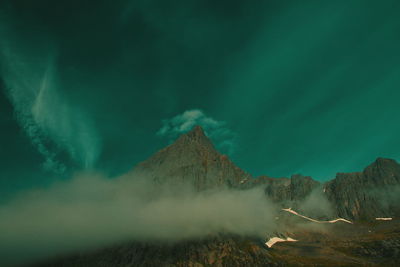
[324,158,400,220]
[131,126,250,191]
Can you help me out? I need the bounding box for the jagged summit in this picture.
[179,125,207,141]
[131,125,250,190]
[364,157,400,178]
[173,125,215,151]
[187,125,207,138]
[374,157,397,164]
[325,157,400,220]
[366,157,399,170]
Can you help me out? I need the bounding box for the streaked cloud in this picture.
[0,38,101,172]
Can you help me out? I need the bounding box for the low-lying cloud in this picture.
[298,186,335,219]
[0,173,278,266]
[158,109,236,155]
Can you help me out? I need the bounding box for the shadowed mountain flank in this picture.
[325,158,400,220]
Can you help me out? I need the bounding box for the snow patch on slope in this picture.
[282,208,352,224]
[265,237,298,248]
[376,217,392,221]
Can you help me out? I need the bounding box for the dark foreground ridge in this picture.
[34,222,400,267]
[32,126,400,267]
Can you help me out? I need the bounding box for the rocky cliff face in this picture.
[131,126,250,191]
[324,158,400,220]
[241,174,321,210]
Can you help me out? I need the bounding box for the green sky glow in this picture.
[1,0,400,197]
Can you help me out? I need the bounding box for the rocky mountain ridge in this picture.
[324,157,400,220]
[132,125,400,221]
[31,125,400,267]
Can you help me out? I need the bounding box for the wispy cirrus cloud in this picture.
[158,109,236,155]
[0,26,101,172]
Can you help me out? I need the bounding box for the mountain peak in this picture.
[132,125,249,190]
[192,125,205,135]
[364,157,399,173]
[174,125,214,149]
[374,157,397,165]
[183,125,207,140]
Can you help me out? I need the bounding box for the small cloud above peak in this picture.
[158,109,216,135]
[157,109,236,155]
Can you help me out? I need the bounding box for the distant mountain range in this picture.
[34,126,400,267]
[133,125,400,221]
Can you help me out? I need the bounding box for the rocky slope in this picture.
[33,219,400,267]
[30,126,400,267]
[242,174,320,204]
[130,126,250,191]
[35,236,281,267]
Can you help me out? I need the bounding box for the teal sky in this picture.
[1,0,400,198]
